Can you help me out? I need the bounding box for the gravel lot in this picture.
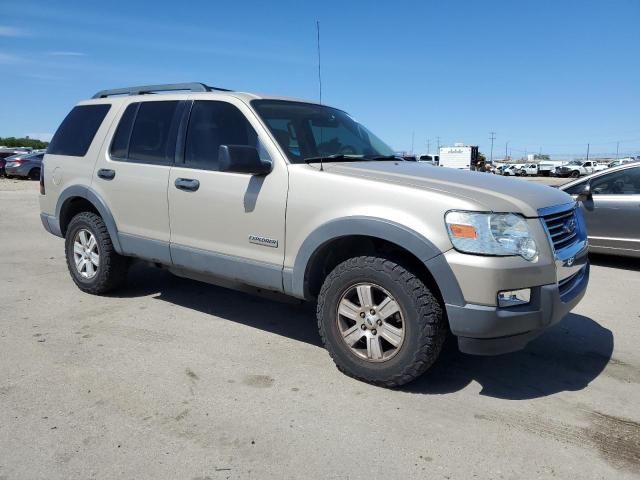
[1,178,639,480]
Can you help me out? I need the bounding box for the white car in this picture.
[516,163,540,176]
[501,165,520,176]
[556,160,608,178]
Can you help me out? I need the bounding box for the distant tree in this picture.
[0,137,49,149]
[478,152,487,162]
[534,154,550,161]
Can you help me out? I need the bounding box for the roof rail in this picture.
[91,82,231,99]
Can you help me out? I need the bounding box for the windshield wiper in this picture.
[364,155,401,161]
[304,154,359,164]
[304,154,401,164]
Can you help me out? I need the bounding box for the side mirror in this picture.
[575,182,592,201]
[218,145,272,175]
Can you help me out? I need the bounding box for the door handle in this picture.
[97,168,116,180]
[174,178,200,192]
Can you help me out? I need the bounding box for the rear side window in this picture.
[48,104,111,156]
[184,101,258,171]
[110,101,181,164]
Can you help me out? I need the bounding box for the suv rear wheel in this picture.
[317,256,446,387]
[64,212,129,294]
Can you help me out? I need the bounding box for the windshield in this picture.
[567,161,582,166]
[252,100,395,163]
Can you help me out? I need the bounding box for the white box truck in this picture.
[439,144,479,170]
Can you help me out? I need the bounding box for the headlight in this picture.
[445,211,538,261]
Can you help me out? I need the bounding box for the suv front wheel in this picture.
[65,212,129,294]
[317,256,446,387]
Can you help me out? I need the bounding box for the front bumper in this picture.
[446,262,589,355]
[445,203,590,355]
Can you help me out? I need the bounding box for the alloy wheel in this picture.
[336,283,405,362]
[73,229,100,279]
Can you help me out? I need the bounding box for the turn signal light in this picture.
[449,224,477,239]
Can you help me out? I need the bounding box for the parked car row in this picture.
[494,158,638,178]
[0,151,45,179]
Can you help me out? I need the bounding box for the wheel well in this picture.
[304,235,443,303]
[59,197,99,236]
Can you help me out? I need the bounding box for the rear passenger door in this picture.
[168,98,288,291]
[92,100,187,264]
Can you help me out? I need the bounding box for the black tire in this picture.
[65,212,129,294]
[28,168,40,180]
[571,170,580,178]
[317,256,446,388]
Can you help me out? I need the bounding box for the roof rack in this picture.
[91,82,231,99]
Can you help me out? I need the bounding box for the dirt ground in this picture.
[1,178,639,480]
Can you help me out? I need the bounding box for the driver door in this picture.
[168,98,288,291]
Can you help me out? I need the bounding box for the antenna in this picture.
[316,20,323,105]
[316,20,324,172]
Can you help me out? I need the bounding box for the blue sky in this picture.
[1,0,638,159]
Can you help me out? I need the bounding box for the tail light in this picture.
[12,160,25,165]
[39,165,45,195]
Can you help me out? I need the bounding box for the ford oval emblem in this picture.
[563,217,577,234]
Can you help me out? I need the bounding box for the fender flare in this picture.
[286,216,464,306]
[55,185,123,254]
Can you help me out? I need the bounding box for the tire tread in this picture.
[65,212,128,294]
[317,256,446,388]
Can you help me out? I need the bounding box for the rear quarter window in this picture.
[47,104,111,157]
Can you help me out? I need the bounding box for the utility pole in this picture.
[505,141,509,161]
[586,143,590,161]
[616,141,619,160]
[411,130,415,155]
[436,136,441,152]
[489,132,496,163]
[426,138,430,154]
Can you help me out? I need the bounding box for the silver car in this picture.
[561,163,640,258]
[4,151,44,180]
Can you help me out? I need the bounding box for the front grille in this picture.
[542,208,578,251]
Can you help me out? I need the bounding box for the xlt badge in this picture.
[249,235,278,248]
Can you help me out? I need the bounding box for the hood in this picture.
[322,161,573,217]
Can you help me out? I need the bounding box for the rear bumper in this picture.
[5,165,30,177]
[40,213,63,237]
[446,263,589,355]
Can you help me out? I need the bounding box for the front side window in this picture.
[48,104,111,157]
[252,100,394,164]
[590,168,640,195]
[184,101,258,171]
